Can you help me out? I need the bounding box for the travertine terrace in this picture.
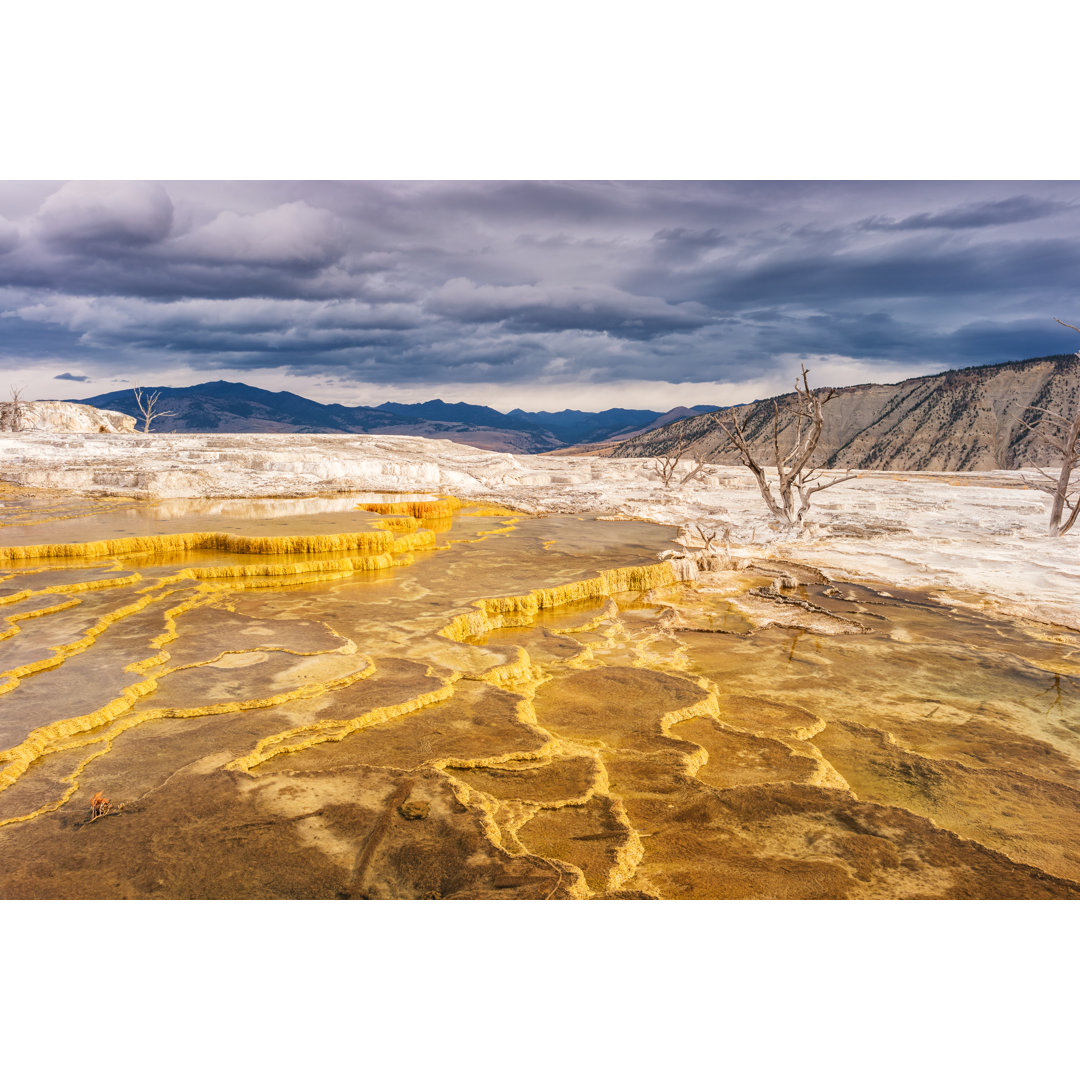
[1,429,1076,627]
[0,431,1077,899]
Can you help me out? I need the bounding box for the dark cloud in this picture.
[857,195,1074,233]
[0,216,18,255]
[723,310,1075,370]
[2,180,1080,406]
[427,278,713,340]
[658,236,1080,309]
[53,371,91,382]
[36,181,174,252]
[649,226,730,264]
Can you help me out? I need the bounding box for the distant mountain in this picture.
[504,407,662,444]
[377,400,675,444]
[76,381,401,436]
[71,381,682,453]
[606,405,718,442]
[377,399,546,433]
[609,354,1080,471]
[541,405,720,456]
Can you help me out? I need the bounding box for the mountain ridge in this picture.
[607,353,1080,471]
[71,381,678,452]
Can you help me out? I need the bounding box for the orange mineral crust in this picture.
[0,494,1077,899]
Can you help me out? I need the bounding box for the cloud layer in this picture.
[2,180,1079,409]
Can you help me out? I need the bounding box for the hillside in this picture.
[73,382,673,453]
[608,354,1080,471]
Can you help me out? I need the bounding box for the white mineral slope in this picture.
[0,401,136,434]
[0,431,1075,629]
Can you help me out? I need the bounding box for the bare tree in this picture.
[1015,318,1080,537]
[692,523,719,551]
[710,365,856,528]
[1,385,33,432]
[132,384,175,433]
[649,432,711,489]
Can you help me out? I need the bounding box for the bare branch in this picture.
[1062,498,1080,535]
[132,385,175,434]
[679,457,710,486]
[802,472,858,495]
[709,366,852,529]
[710,406,784,518]
[649,431,716,489]
[1020,317,1080,535]
[692,524,718,551]
[1,385,34,432]
[1016,403,1071,426]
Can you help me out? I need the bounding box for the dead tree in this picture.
[132,384,174,433]
[710,365,855,528]
[649,432,710,489]
[1015,318,1080,537]
[1,385,32,432]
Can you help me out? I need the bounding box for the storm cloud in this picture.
[1,180,1079,410]
[36,181,175,252]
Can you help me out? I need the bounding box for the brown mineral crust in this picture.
[0,764,576,900]
[811,719,1080,883]
[160,605,349,668]
[243,657,453,766]
[869,713,1080,790]
[444,755,599,805]
[148,649,336,714]
[714,695,826,740]
[280,680,548,773]
[0,760,77,821]
[611,779,1080,900]
[321,768,577,899]
[533,666,711,750]
[671,715,819,789]
[0,772,345,899]
[479,625,587,666]
[515,795,636,893]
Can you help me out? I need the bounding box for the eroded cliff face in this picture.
[612,353,1080,471]
[0,400,137,434]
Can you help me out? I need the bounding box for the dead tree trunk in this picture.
[1017,318,1080,537]
[710,365,855,528]
[132,385,175,433]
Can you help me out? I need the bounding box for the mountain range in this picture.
[609,353,1080,471]
[69,351,1080,469]
[72,381,714,452]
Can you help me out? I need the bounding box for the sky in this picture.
[2,179,1080,413]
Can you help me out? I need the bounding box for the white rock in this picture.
[0,400,136,434]
[0,430,1074,628]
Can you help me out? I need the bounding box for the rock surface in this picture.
[1,400,136,434]
[0,430,1076,629]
